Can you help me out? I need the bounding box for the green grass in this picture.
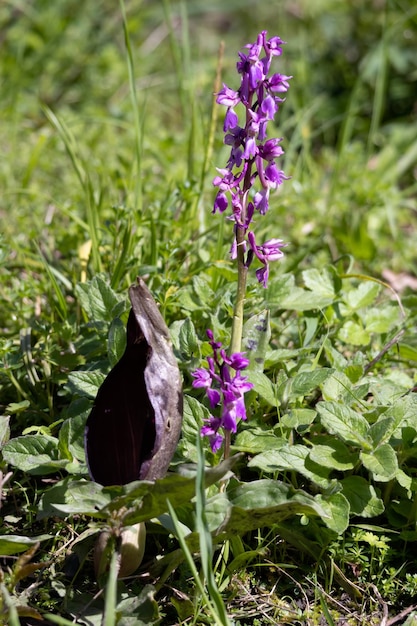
[1,0,417,624]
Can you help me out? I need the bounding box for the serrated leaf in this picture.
[107,317,126,367]
[317,401,372,449]
[302,268,335,298]
[178,318,200,361]
[192,275,215,305]
[242,310,271,372]
[181,395,210,448]
[360,444,398,481]
[343,281,380,310]
[2,435,68,475]
[340,476,384,517]
[75,275,124,322]
[66,370,106,399]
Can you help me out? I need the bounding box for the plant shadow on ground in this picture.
[1,0,417,624]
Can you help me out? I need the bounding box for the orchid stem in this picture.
[230,228,248,357]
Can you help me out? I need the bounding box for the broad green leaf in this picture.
[309,439,358,471]
[192,275,215,305]
[58,413,88,465]
[340,476,384,517]
[75,275,124,322]
[242,310,271,373]
[369,412,404,447]
[107,317,126,367]
[2,435,68,475]
[316,401,372,449]
[178,318,200,361]
[343,281,380,311]
[37,456,241,522]
[247,371,277,406]
[37,479,116,518]
[181,395,210,449]
[286,368,333,398]
[280,408,317,432]
[0,534,53,555]
[302,268,335,299]
[338,320,370,346]
[66,370,105,399]
[365,306,399,333]
[280,288,335,311]
[398,343,417,362]
[344,364,364,383]
[321,370,362,403]
[265,274,294,307]
[396,469,417,497]
[233,428,285,454]
[314,493,350,533]
[248,445,333,489]
[217,479,329,535]
[360,444,398,481]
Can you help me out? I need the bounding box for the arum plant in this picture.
[193,31,291,457]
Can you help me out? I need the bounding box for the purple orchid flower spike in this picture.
[213,30,291,287]
[192,330,253,453]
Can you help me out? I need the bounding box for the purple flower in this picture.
[248,231,287,287]
[192,330,253,453]
[213,31,291,286]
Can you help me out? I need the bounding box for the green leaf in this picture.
[37,456,242,522]
[280,409,317,433]
[267,274,334,311]
[338,320,370,346]
[0,534,53,555]
[286,368,334,398]
[365,306,399,333]
[247,371,277,406]
[340,476,384,517]
[37,479,112,518]
[309,439,358,470]
[233,428,286,454]
[316,401,372,449]
[180,395,210,458]
[314,493,350,534]
[217,479,329,535]
[2,435,68,475]
[107,317,126,367]
[360,444,398,481]
[75,275,124,322]
[242,310,271,372]
[58,413,88,466]
[343,281,380,311]
[178,318,200,361]
[66,370,105,399]
[302,268,335,299]
[248,445,334,489]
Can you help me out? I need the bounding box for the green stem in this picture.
[230,226,248,356]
